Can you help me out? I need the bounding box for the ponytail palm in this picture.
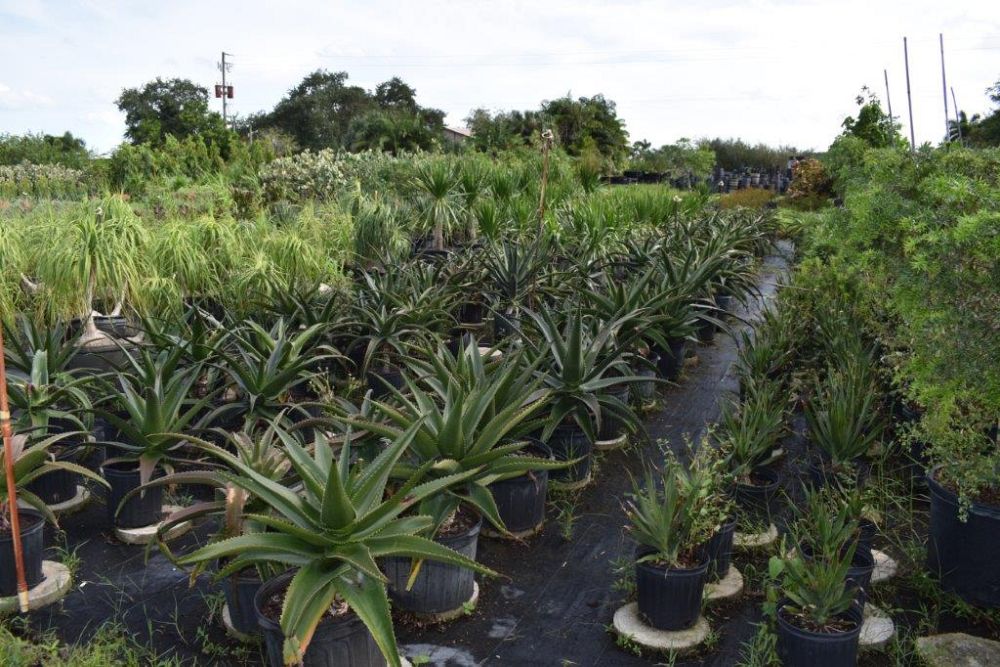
[176,423,494,667]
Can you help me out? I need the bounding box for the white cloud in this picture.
[0,0,997,152]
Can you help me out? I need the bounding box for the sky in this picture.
[1,0,998,155]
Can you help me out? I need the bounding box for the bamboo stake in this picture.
[537,129,554,234]
[0,324,29,611]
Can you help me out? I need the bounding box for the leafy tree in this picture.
[116,78,232,152]
[629,138,715,180]
[840,87,902,148]
[465,108,545,154]
[540,94,629,160]
[961,76,1000,147]
[698,137,801,172]
[346,110,439,155]
[0,132,90,169]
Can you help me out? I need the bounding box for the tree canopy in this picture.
[116,77,232,152]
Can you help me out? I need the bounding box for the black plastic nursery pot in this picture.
[221,564,264,637]
[635,549,710,630]
[383,510,482,614]
[654,338,687,382]
[101,461,164,529]
[546,422,594,485]
[255,571,386,667]
[776,599,863,667]
[927,467,1000,608]
[0,509,45,597]
[27,443,87,505]
[696,318,716,344]
[596,387,631,441]
[704,517,737,581]
[846,546,876,604]
[365,366,404,400]
[458,302,484,326]
[634,356,659,400]
[732,467,780,523]
[487,442,551,534]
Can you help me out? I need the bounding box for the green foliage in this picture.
[628,138,716,180]
[116,77,234,154]
[698,137,803,172]
[840,87,902,149]
[0,132,91,169]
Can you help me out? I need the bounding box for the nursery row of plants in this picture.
[0,183,780,666]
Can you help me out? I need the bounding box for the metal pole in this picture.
[940,34,950,141]
[884,69,894,121]
[221,51,228,128]
[951,87,963,142]
[904,37,916,152]
[0,325,29,612]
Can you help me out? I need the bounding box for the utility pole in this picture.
[884,69,894,121]
[904,37,916,152]
[940,34,950,141]
[218,51,232,127]
[951,87,963,142]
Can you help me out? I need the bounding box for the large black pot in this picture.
[635,550,710,630]
[487,442,551,535]
[596,386,631,441]
[255,571,386,667]
[102,461,163,529]
[546,422,593,485]
[27,442,88,505]
[384,512,481,614]
[655,339,687,382]
[732,467,780,523]
[704,517,737,581]
[776,599,863,667]
[365,366,404,400]
[222,564,263,637]
[928,467,1000,608]
[0,509,45,596]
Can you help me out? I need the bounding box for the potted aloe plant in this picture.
[98,348,212,529]
[347,342,560,614]
[7,350,96,505]
[1,432,107,596]
[176,422,494,667]
[624,452,724,631]
[481,238,550,342]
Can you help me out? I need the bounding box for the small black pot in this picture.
[654,338,687,382]
[732,468,780,523]
[704,517,737,581]
[459,302,484,326]
[487,442,551,534]
[365,366,404,400]
[27,443,87,505]
[384,512,481,614]
[546,422,593,484]
[928,467,1000,608]
[635,550,710,630]
[221,564,263,637]
[255,571,386,667]
[0,509,45,596]
[776,599,863,667]
[102,461,163,529]
[846,547,875,604]
[696,318,716,344]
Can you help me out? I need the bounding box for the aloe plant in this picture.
[6,350,94,436]
[522,308,647,442]
[0,432,108,527]
[176,422,494,666]
[346,342,559,534]
[2,315,80,375]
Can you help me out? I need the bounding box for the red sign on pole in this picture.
[226,86,234,99]
[214,85,223,98]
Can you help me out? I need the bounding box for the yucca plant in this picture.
[804,361,881,471]
[176,422,495,666]
[717,377,786,480]
[768,544,859,629]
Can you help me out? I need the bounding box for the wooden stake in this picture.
[0,324,29,611]
[904,37,916,152]
[537,129,554,234]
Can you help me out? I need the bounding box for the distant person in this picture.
[786,156,797,179]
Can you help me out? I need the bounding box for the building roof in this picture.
[444,126,473,138]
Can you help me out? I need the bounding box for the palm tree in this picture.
[412,159,463,251]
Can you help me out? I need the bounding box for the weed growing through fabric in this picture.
[735,622,778,667]
[610,554,636,598]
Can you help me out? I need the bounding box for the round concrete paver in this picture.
[221,604,259,643]
[0,561,72,614]
[734,523,778,549]
[860,603,895,649]
[49,485,91,516]
[613,603,710,653]
[872,549,898,584]
[705,566,744,603]
[114,505,192,545]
